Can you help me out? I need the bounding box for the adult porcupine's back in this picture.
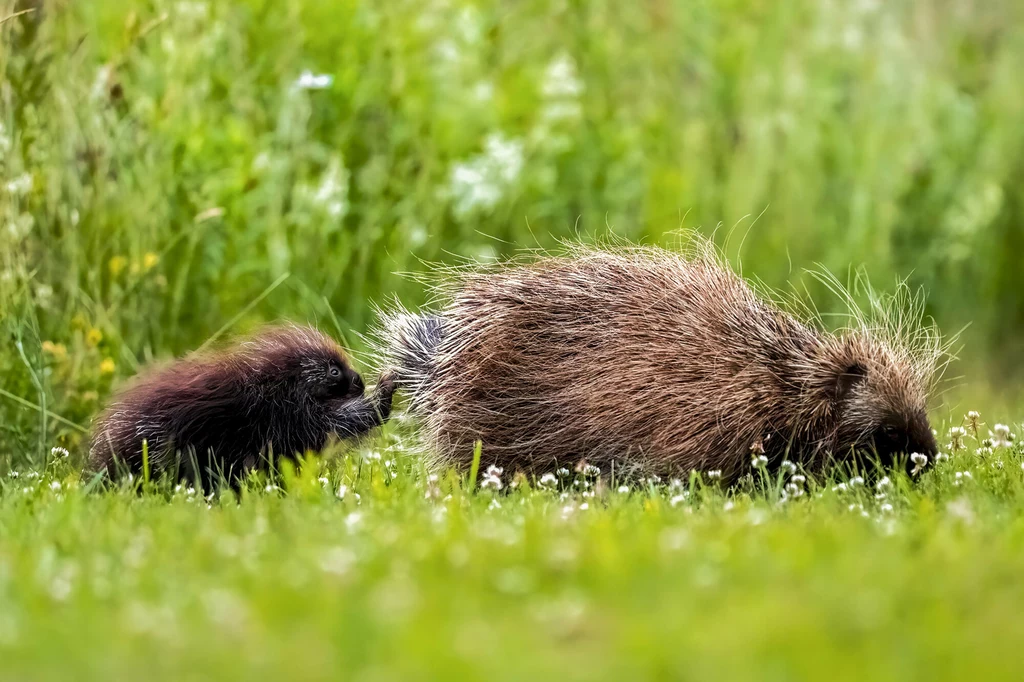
[375,240,946,482]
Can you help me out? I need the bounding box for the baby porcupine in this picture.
[89,325,396,488]
[375,240,947,483]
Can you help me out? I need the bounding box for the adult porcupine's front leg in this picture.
[330,374,397,438]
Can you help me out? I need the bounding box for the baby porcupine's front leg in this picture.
[330,373,397,438]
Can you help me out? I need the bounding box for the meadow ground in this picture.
[2,417,1024,681]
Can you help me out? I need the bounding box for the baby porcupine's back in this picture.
[378,241,943,481]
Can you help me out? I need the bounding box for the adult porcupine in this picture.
[375,241,945,483]
[89,325,396,488]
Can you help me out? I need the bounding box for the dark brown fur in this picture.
[377,241,945,483]
[89,325,395,489]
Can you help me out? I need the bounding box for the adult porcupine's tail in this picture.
[377,308,446,393]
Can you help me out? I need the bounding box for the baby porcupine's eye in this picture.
[329,365,342,378]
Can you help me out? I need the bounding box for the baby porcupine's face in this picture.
[298,349,365,402]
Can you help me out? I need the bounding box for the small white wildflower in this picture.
[336,484,349,499]
[781,460,797,475]
[538,473,558,489]
[874,493,888,500]
[427,474,439,484]
[879,503,893,513]
[706,470,722,480]
[488,498,502,510]
[723,500,735,511]
[910,452,928,476]
[366,451,382,462]
[948,426,967,451]
[50,447,70,459]
[617,485,630,494]
[264,484,278,493]
[7,471,19,479]
[953,471,973,486]
[669,495,688,508]
[295,70,334,90]
[318,477,330,487]
[556,468,571,478]
[579,502,589,511]
[5,173,32,196]
[934,451,949,462]
[750,454,768,469]
[485,465,504,478]
[784,483,803,498]
[990,424,1015,448]
[875,476,891,492]
[790,474,806,485]
[647,474,662,485]
[668,478,686,492]
[581,464,600,477]
[832,482,848,492]
[848,476,864,486]
[26,472,40,480]
[49,481,62,491]
[480,474,502,491]
[542,53,584,99]
[976,446,994,457]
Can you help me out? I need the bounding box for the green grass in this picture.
[4,0,1024,678]
[2,421,1024,681]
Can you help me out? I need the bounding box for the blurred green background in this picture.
[2,0,1023,466]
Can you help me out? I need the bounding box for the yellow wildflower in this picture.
[99,358,116,375]
[41,341,68,360]
[143,252,159,270]
[86,328,103,346]
[108,256,127,276]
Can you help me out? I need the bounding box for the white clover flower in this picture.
[879,503,894,513]
[669,495,688,508]
[784,483,803,498]
[750,454,768,469]
[485,465,504,478]
[480,474,502,491]
[875,476,891,491]
[49,481,62,491]
[990,424,1015,448]
[953,471,973,486]
[295,70,334,90]
[542,54,584,99]
[318,477,330,487]
[264,484,278,493]
[790,474,806,485]
[781,460,797,475]
[707,470,722,480]
[581,464,600,477]
[7,471,19,479]
[617,485,630,494]
[556,468,571,478]
[579,502,589,511]
[50,447,70,459]
[336,484,349,500]
[538,473,558,488]
[934,451,949,462]
[948,426,967,451]
[910,452,929,476]
[723,500,735,511]
[488,498,502,510]
[344,512,362,530]
[832,482,848,492]
[668,478,685,492]
[427,474,439,484]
